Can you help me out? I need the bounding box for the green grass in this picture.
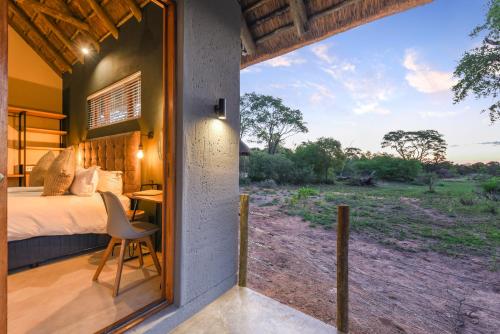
[253,179,500,264]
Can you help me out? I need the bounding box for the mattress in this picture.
[7,187,130,241]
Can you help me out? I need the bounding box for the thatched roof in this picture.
[7,0,432,76]
[8,0,150,75]
[240,0,432,68]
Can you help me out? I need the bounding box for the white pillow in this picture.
[97,170,123,195]
[70,166,100,196]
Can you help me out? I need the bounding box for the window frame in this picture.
[87,71,142,130]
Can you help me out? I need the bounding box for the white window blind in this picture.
[87,72,141,129]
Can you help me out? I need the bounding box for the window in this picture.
[87,72,141,129]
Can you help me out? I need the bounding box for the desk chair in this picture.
[93,192,162,296]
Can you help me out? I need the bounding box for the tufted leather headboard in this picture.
[78,131,141,193]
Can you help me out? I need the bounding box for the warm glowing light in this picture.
[81,47,90,55]
[137,144,144,159]
[137,149,144,159]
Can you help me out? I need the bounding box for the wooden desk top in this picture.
[125,192,163,204]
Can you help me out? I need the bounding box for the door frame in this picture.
[0,0,177,333]
[0,0,8,332]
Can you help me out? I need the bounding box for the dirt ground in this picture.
[246,196,500,334]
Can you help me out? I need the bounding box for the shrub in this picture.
[350,156,422,182]
[248,151,294,184]
[481,177,500,194]
[296,187,319,199]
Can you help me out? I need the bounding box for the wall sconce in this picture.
[214,98,226,120]
[137,131,154,160]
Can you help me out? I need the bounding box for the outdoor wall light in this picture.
[137,131,154,160]
[214,98,226,120]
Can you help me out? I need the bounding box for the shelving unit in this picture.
[7,106,67,186]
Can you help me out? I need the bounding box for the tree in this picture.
[381,130,447,163]
[294,137,344,183]
[240,93,308,154]
[240,92,257,139]
[453,0,500,123]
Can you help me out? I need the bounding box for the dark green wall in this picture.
[63,3,163,183]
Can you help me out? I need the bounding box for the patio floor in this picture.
[171,287,338,334]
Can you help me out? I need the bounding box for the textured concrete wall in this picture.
[133,0,241,332]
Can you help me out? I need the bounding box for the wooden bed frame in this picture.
[7,131,141,272]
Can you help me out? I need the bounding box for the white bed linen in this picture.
[8,188,130,241]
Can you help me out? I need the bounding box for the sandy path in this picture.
[247,203,500,334]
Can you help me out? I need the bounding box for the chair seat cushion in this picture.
[130,221,159,238]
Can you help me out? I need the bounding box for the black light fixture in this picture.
[214,98,226,120]
[137,131,154,160]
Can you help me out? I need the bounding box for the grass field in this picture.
[251,178,500,269]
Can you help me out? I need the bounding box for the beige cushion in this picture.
[70,166,100,196]
[42,148,76,196]
[97,170,123,195]
[30,151,55,186]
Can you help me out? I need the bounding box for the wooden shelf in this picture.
[26,127,68,136]
[26,146,65,151]
[8,106,67,120]
[7,174,24,178]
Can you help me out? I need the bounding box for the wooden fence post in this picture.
[239,194,249,287]
[337,205,350,333]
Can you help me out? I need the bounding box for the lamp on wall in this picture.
[214,98,226,120]
[137,131,154,160]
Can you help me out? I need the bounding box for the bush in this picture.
[350,156,422,182]
[481,177,500,194]
[248,151,294,184]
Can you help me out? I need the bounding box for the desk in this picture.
[125,192,163,250]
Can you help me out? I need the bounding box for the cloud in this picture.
[419,111,457,118]
[353,102,390,115]
[264,54,306,67]
[312,44,356,78]
[307,82,335,104]
[241,66,262,74]
[479,141,500,146]
[403,49,456,93]
[312,44,335,64]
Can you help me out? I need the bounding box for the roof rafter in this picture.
[84,0,119,39]
[288,0,308,36]
[40,14,84,64]
[8,0,71,74]
[123,0,142,22]
[243,0,273,15]
[256,0,364,45]
[15,0,91,32]
[240,12,256,56]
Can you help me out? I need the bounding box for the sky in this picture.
[240,0,499,164]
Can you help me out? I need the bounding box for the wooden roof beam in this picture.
[123,0,142,22]
[256,0,363,45]
[41,15,84,64]
[8,0,72,73]
[85,0,119,39]
[241,13,256,55]
[243,0,273,15]
[15,0,91,32]
[56,0,101,53]
[288,0,308,36]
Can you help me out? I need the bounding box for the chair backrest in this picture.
[100,192,136,239]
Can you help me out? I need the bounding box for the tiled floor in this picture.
[8,249,162,334]
[171,287,338,334]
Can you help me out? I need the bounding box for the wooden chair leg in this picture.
[137,241,144,267]
[113,239,128,297]
[145,236,161,275]
[93,237,117,281]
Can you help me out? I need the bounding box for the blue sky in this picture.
[240,0,499,164]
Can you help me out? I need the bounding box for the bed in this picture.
[8,131,141,271]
